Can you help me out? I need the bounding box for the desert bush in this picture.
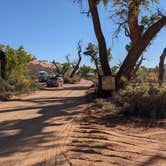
[0,78,12,99]
[64,75,81,84]
[112,83,166,119]
[88,98,120,119]
[91,83,166,119]
[0,76,38,100]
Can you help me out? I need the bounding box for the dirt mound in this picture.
[28,60,62,76]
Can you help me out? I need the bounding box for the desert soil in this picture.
[0,80,166,166]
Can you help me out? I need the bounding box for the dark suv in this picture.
[46,76,64,87]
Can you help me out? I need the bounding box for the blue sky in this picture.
[0,0,165,67]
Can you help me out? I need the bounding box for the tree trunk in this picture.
[62,67,68,76]
[70,58,81,78]
[116,16,166,90]
[131,55,144,80]
[88,0,111,76]
[158,48,166,85]
[53,61,61,75]
[70,41,82,78]
[0,50,7,80]
[94,59,102,94]
[116,38,145,89]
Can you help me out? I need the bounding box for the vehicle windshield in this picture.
[39,73,45,76]
[49,77,58,80]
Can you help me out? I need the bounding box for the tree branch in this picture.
[143,16,166,43]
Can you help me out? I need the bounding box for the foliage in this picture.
[53,54,82,84]
[111,0,160,37]
[112,82,166,119]
[111,0,166,84]
[136,66,158,82]
[84,42,112,64]
[0,44,37,100]
[63,75,81,84]
[79,65,93,78]
[84,42,112,77]
[53,55,73,76]
[89,82,166,120]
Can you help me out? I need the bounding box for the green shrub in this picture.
[64,75,81,84]
[0,78,12,99]
[112,83,166,119]
[0,76,38,100]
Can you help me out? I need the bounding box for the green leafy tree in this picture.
[0,44,35,97]
[84,42,112,92]
[5,45,32,78]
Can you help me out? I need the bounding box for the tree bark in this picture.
[88,0,111,76]
[93,58,102,93]
[131,56,144,80]
[0,50,7,80]
[62,67,68,76]
[70,41,82,78]
[158,48,166,85]
[116,16,166,90]
[128,1,143,44]
[53,61,61,75]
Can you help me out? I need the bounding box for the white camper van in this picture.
[38,71,48,82]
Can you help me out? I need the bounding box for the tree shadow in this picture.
[0,92,88,159]
[0,96,86,113]
[41,85,90,92]
[84,101,166,129]
[136,153,166,166]
[65,119,166,165]
[99,114,166,129]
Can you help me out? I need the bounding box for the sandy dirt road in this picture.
[0,80,166,166]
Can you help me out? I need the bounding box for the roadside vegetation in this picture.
[86,62,166,120]
[72,0,166,121]
[0,45,38,100]
[87,82,166,128]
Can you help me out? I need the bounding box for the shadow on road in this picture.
[0,90,89,160]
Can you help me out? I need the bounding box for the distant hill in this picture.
[28,60,62,76]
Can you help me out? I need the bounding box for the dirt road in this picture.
[0,80,166,166]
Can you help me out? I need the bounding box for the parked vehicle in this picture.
[46,76,64,87]
[38,71,48,82]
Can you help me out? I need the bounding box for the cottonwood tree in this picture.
[88,0,112,76]
[84,42,112,93]
[0,45,33,80]
[75,0,112,76]
[84,42,102,92]
[110,0,166,88]
[75,0,166,90]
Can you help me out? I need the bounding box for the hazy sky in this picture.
[0,0,166,67]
